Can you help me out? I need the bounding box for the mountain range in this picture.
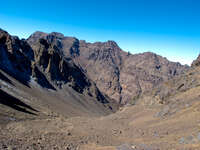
[1,29,199,150]
[27,31,188,104]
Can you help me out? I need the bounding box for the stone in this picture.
[179,137,185,144]
[116,144,134,150]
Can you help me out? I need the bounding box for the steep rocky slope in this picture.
[28,32,188,104]
[136,54,200,117]
[0,29,117,120]
[70,41,189,104]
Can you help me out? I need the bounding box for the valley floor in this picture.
[1,103,200,150]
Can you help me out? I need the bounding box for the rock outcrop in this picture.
[0,29,36,86]
[191,54,200,67]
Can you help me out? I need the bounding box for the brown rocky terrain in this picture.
[1,29,200,150]
[1,77,200,150]
[0,29,117,117]
[137,55,200,107]
[27,32,188,104]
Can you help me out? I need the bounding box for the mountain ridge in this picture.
[27,31,189,104]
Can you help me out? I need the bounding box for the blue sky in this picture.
[0,0,200,65]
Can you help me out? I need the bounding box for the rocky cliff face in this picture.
[77,42,188,104]
[0,29,37,86]
[134,56,200,120]
[0,29,115,113]
[28,31,189,104]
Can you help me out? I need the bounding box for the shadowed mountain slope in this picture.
[0,29,117,120]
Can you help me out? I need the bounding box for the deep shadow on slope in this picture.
[0,29,56,90]
[0,89,38,115]
[0,71,13,85]
[0,67,30,88]
[0,64,57,91]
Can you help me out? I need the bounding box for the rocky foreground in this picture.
[1,101,200,150]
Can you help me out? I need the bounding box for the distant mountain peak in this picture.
[49,32,64,38]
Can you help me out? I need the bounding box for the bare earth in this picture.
[1,67,200,150]
[1,102,200,150]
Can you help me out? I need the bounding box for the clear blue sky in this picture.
[0,0,200,65]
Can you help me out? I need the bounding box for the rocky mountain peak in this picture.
[104,40,119,47]
[75,43,188,104]
[49,32,64,39]
[191,54,200,67]
[91,40,120,49]
[27,31,47,45]
[0,29,117,110]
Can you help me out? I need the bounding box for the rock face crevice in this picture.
[27,31,189,104]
